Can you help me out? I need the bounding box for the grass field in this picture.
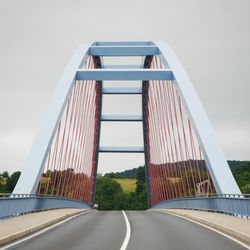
[0,178,7,185]
[114,179,137,193]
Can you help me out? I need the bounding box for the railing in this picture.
[1,193,249,219]
[153,194,250,218]
[0,194,90,219]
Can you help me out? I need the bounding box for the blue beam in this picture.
[103,65,141,69]
[89,46,158,56]
[99,146,144,153]
[76,69,173,81]
[94,41,154,46]
[101,115,143,122]
[102,87,142,94]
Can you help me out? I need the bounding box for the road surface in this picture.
[5,210,247,250]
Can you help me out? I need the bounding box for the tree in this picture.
[1,171,9,178]
[113,192,129,210]
[104,172,125,179]
[136,166,146,194]
[7,171,21,192]
[241,184,250,194]
[233,162,250,193]
[95,176,123,210]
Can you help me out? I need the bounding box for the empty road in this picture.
[4,210,247,250]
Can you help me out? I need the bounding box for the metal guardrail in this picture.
[153,194,250,218]
[0,194,90,219]
[1,193,249,219]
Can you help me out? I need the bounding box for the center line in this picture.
[120,210,131,250]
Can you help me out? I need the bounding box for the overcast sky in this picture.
[0,0,249,175]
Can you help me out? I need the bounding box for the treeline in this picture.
[104,167,139,179]
[0,171,21,193]
[228,160,250,171]
[233,162,250,193]
[95,166,147,210]
[104,161,250,195]
[105,161,250,179]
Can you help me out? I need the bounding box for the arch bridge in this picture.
[1,41,249,218]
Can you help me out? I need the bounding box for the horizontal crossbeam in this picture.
[76,69,173,81]
[99,146,145,153]
[89,46,158,56]
[103,65,141,69]
[94,41,154,46]
[101,115,143,122]
[102,87,142,94]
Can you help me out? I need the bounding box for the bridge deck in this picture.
[0,209,249,248]
[157,209,250,245]
[0,208,88,246]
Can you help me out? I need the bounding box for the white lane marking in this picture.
[156,210,250,250]
[120,210,131,250]
[1,210,93,250]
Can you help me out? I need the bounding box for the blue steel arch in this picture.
[13,41,241,208]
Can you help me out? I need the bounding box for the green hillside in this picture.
[114,179,136,193]
[104,161,250,194]
[105,161,249,179]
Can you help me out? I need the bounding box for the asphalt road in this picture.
[6,210,247,250]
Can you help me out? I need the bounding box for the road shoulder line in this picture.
[0,210,92,249]
[154,209,250,249]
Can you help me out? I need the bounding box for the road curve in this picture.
[6,210,247,250]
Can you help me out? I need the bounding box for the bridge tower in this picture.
[13,41,240,207]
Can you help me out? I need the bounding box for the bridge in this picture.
[0,41,249,249]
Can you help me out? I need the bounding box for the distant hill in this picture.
[105,161,249,179]
[105,167,140,179]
